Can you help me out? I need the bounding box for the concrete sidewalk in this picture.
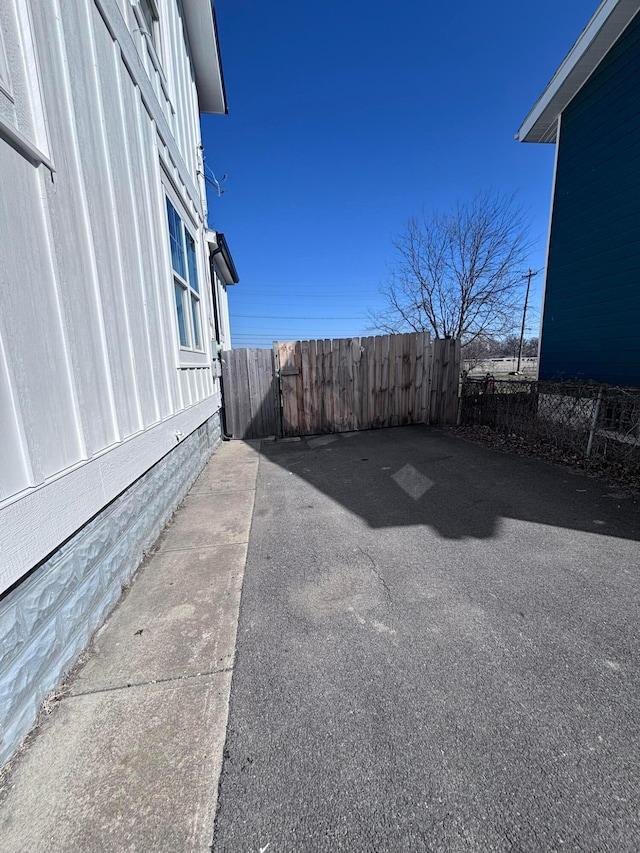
[0,439,260,853]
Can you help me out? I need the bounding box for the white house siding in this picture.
[0,0,225,587]
[0,0,229,762]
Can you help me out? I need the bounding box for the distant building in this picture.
[518,0,640,387]
[0,0,237,764]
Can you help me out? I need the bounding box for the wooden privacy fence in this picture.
[222,333,460,439]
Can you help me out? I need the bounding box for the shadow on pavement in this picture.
[254,425,640,542]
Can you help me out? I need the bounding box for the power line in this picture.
[232,335,368,340]
[235,325,375,332]
[232,326,371,332]
[228,290,377,296]
[231,331,374,342]
[231,314,366,320]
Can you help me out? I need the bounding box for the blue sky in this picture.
[202,0,596,349]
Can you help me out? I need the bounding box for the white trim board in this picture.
[537,115,562,371]
[0,396,220,592]
[517,0,640,143]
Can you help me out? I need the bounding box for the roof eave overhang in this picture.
[516,0,640,143]
[182,0,228,115]
[207,230,239,285]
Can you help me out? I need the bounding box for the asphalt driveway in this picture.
[213,426,640,852]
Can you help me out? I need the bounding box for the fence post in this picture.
[586,386,604,458]
[272,341,284,438]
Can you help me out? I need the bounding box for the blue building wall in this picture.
[540,11,640,386]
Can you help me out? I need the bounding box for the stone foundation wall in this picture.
[0,412,221,767]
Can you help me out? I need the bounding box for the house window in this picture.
[135,0,161,56]
[166,198,202,351]
[0,22,11,100]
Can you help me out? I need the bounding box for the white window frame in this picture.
[165,194,205,358]
[132,0,163,65]
[0,19,12,102]
[0,0,53,172]
[211,261,231,351]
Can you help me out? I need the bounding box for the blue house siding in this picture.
[539,11,640,386]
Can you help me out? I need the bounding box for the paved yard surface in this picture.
[213,426,640,852]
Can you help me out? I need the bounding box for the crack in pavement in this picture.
[358,547,392,601]
[68,666,234,699]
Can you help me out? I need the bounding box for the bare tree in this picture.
[370,192,532,345]
[499,335,521,359]
[460,335,495,376]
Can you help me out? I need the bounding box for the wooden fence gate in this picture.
[222,333,459,439]
[221,347,280,440]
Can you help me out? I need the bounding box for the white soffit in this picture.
[517,0,640,143]
[182,0,227,114]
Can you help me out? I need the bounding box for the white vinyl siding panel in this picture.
[121,71,176,419]
[167,3,188,168]
[179,365,211,406]
[127,0,190,173]
[62,0,142,438]
[92,4,158,427]
[0,144,83,488]
[30,0,119,456]
[165,0,200,178]
[0,332,33,498]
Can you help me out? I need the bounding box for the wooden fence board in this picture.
[307,339,319,434]
[351,338,359,431]
[398,334,406,425]
[271,343,282,436]
[415,332,429,423]
[394,333,402,425]
[380,334,390,428]
[368,337,376,428]
[388,334,397,427]
[429,338,461,425]
[401,333,411,424]
[361,336,373,427]
[300,340,312,435]
[245,349,259,435]
[407,332,417,423]
[235,350,250,434]
[335,338,345,431]
[294,341,305,435]
[322,338,333,433]
[278,341,298,437]
[316,339,326,433]
[373,335,382,428]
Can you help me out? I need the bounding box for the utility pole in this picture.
[517,268,538,374]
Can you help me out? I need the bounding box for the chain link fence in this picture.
[459,377,640,482]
